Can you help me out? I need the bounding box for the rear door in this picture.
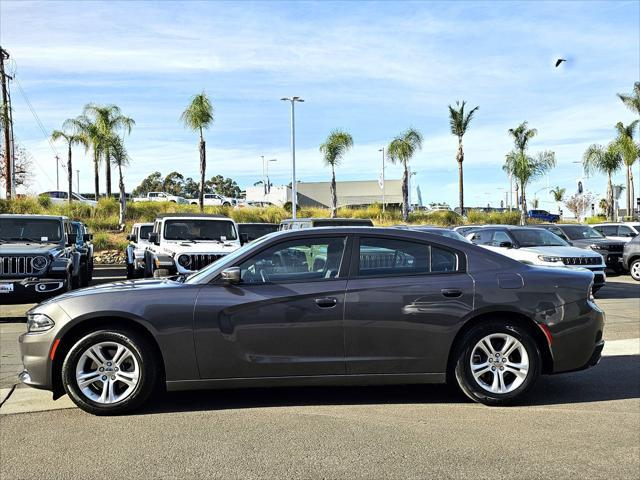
[343,235,474,375]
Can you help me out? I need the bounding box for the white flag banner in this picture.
[378,170,384,190]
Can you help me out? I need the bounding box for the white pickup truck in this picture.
[189,193,235,207]
[143,214,241,277]
[132,192,189,204]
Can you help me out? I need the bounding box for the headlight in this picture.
[538,255,563,263]
[32,255,48,271]
[177,254,192,268]
[27,313,55,333]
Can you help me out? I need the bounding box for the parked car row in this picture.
[0,214,94,304]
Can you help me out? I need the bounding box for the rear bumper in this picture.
[0,277,68,305]
[548,299,605,374]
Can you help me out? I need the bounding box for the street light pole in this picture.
[266,158,276,194]
[281,96,304,219]
[378,147,385,213]
[55,155,60,190]
[76,169,80,194]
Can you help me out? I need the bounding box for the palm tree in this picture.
[583,143,624,221]
[68,115,104,200]
[614,121,639,218]
[504,122,555,224]
[617,82,640,115]
[83,104,135,197]
[387,128,423,221]
[319,129,354,218]
[108,135,129,226]
[50,122,88,204]
[448,100,479,215]
[549,186,566,214]
[181,92,214,212]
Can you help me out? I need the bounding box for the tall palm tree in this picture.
[68,115,104,200]
[448,100,479,216]
[108,135,129,226]
[181,92,214,212]
[83,104,135,197]
[319,129,353,218]
[387,128,423,221]
[50,122,88,204]
[549,186,566,214]
[503,150,556,225]
[504,122,554,224]
[614,121,639,218]
[583,143,624,221]
[617,82,640,115]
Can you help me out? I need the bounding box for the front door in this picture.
[194,235,350,379]
[344,235,474,375]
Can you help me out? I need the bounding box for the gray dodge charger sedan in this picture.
[19,227,605,415]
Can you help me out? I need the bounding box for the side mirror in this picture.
[126,234,134,241]
[240,233,249,245]
[67,233,78,246]
[148,233,159,245]
[83,233,93,242]
[221,267,241,284]
[499,241,514,249]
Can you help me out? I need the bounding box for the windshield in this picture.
[561,225,605,240]
[163,219,237,241]
[511,229,568,247]
[238,224,279,241]
[139,225,153,241]
[0,218,62,242]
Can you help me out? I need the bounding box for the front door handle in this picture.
[441,288,463,298]
[314,297,338,308]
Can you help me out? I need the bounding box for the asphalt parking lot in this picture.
[1,267,638,479]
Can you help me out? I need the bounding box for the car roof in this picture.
[280,218,373,223]
[237,222,278,226]
[133,222,154,227]
[0,214,68,220]
[155,213,231,219]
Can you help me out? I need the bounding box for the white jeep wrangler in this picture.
[143,214,241,277]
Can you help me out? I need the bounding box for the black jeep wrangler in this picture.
[0,214,83,304]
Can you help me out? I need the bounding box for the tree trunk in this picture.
[118,163,126,226]
[105,147,111,198]
[330,166,337,218]
[94,149,100,201]
[607,174,613,221]
[457,137,464,215]
[199,130,206,213]
[402,163,409,222]
[520,182,527,225]
[626,165,632,219]
[67,143,73,204]
[630,168,636,220]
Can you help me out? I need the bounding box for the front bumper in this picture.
[599,252,623,268]
[548,299,605,374]
[18,330,58,391]
[0,277,68,305]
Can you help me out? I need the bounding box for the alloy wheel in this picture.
[469,333,529,394]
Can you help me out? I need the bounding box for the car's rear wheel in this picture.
[629,259,640,281]
[454,322,541,406]
[61,329,157,415]
[126,262,135,279]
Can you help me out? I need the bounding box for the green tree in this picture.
[67,115,105,200]
[448,100,479,216]
[617,82,640,115]
[583,143,624,221]
[132,171,163,197]
[108,136,129,225]
[205,175,241,197]
[504,122,555,224]
[182,177,201,198]
[549,186,566,214]
[163,171,185,196]
[387,128,423,221]
[181,92,214,211]
[614,121,639,218]
[83,104,135,197]
[51,121,88,204]
[319,129,354,217]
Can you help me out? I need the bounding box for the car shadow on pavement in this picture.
[595,280,639,299]
[139,355,639,415]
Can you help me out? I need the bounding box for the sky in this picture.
[1,0,639,209]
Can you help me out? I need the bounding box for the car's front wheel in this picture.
[453,322,541,406]
[629,259,640,281]
[61,329,158,415]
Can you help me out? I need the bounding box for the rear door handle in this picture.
[441,288,463,298]
[314,297,338,308]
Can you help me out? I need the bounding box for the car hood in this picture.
[569,238,624,248]
[0,242,62,255]
[521,245,602,258]
[160,242,240,255]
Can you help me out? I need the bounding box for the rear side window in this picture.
[358,237,460,277]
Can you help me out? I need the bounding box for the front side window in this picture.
[491,231,512,245]
[618,225,635,237]
[139,225,153,241]
[163,220,237,241]
[468,230,493,245]
[238,237,346,284]
[358,237,459,277]
[562,225,604,240]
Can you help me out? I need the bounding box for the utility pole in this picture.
[76,169,80,193]
[55,155,60,190]
[281,96,304,219]
[1,46,12,199]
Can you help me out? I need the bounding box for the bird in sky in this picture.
[555,58,567,67]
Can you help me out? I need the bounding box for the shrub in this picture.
[37,194,52,208]
[466,210,521,225]
[92,231,129,251]
[586,216,607,224]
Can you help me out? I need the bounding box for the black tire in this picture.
[61,329,158,415]
[88,258,94,281]
[453,321,541,406]
[79,261,89,287]
[126,262,135,279]
[65,269,73,291]
[630,259,640,281]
